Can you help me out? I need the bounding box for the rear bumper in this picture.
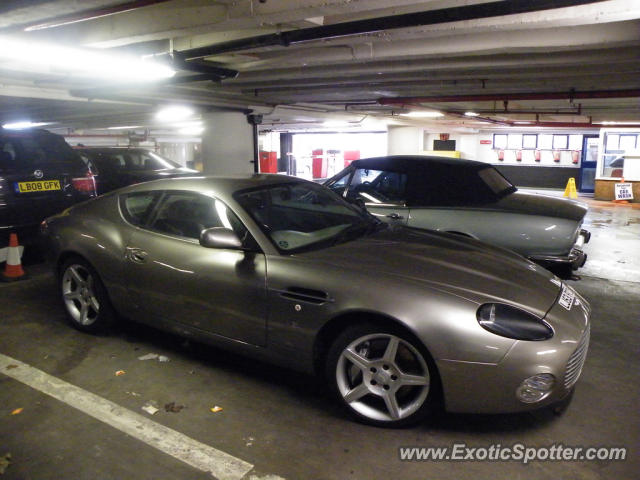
[528,229,590,271]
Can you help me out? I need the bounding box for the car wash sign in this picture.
[614,182,634,201]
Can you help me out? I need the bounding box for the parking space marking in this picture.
[0,353,254,480]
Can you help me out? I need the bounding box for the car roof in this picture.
[75,147,150,153]
[0,127,62,139]
[120,173,309,196]
[349,155,489,171]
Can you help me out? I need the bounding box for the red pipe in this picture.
[379,89,640,105]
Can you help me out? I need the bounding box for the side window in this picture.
[347,169,407,204]
[119,191,161,226]
[328,170,353,196]
[147,191,248,242]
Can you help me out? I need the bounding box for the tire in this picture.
[326,323,436,427]
[59,257,115,333]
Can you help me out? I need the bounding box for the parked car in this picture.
[75,147,198,194]
[0,128,96,245]
[41,175,590,427]
[325,156,591,278]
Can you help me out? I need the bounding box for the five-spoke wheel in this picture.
[328,324,435,427]
[60,257,114,332]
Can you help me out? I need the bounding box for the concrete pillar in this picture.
[387,126,423,155]
[201,112,254,175]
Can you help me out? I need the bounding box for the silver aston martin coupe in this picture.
[41,174,590,427]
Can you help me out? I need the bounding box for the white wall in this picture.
[201,112,254,175]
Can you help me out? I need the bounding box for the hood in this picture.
[301,227,561,317]
[494,191,587,222]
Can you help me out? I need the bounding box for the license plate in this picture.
[558,285,575,311]
[15,180,61,193]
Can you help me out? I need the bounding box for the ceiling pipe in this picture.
[168,0,604,60]
[443,111,640,129]
[170,54,238,80]
[378,89,640,105]
[453,110,585,116]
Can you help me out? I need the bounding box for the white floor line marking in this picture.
[0,353,253,480]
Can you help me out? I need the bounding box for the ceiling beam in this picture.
[171,0,606,60]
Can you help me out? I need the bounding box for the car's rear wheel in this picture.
[60,257,114,333]
[326,323,436,427]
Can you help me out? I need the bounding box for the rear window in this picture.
[0,131,83,172]
[408,163,515,207]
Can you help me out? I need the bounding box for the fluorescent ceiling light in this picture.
[400,111,444,118]
[0,36,175,82]
[2,121,50,129]
[156,106,194,122]
[106,125,142,130]
[464,111,480,117]
[178,126,204,135]
[170,120,202,129]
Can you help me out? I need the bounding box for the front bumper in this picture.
[528,228,591,271]
[437,285,591,414]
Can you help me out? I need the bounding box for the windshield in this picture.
[235,181,381,253]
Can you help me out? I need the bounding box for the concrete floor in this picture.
[0,200,638,480]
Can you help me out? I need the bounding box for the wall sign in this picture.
[614,182,634,201]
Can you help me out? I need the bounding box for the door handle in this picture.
[386,213,404,220]
[125,247,148,264]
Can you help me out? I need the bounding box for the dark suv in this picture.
[75,147,198,195]
[0,128,96,244]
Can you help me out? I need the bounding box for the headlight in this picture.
[476,303,553,341]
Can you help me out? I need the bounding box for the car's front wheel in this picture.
[60,257,114,333]
[326,323,436,427]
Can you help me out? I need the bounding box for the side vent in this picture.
[279,287,331,305]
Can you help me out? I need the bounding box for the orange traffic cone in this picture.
[1,233,26,281]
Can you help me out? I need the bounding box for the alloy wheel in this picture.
[335,333,430,422]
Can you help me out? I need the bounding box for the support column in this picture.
[201,112,255,175]
[387,126,423,155]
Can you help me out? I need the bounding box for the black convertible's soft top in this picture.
[330,155,516,207]
[348,155,489,173]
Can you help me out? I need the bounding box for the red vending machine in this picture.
[259,151,278,173]
[312,149,327,179]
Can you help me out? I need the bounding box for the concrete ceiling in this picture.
[0,0,639,134]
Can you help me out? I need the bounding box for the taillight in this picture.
[39,219,49,235]
[72,171,96,195]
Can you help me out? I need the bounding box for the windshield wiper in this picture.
[330,221,380,246]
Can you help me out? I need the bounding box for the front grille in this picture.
[564,324,590,389]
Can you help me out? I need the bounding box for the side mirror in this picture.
[200,227,243,249]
